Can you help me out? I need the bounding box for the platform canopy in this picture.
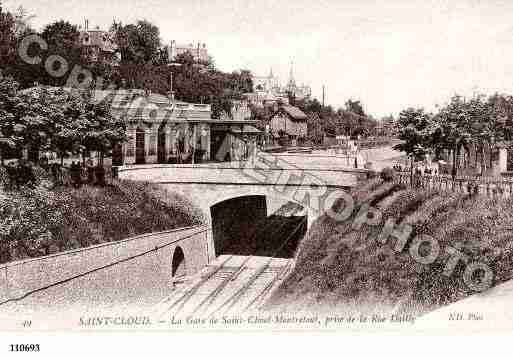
[229,125,262,135]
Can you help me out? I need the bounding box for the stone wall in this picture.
[0,226,209,304]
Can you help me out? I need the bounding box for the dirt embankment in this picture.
[265,178,513,316]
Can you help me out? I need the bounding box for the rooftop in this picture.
[281,105,308,120]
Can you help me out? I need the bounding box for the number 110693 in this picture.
[9,344,40,352]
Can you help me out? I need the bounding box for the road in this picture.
[359,145,406,171]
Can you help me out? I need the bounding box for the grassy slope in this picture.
[266,178,513,315]
[0,179,204,264]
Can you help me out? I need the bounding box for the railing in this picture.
[395,172,513,198]
[356,139,393,149]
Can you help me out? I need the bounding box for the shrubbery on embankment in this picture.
[266,177,513,315]
[0,167,204,264]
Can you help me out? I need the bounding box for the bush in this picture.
[0,161,41,189]
[0,180,204,264]
[380,167,396,182]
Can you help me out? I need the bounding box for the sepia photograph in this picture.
[0,0,512,348]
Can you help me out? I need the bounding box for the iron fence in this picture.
[395,172,513,198]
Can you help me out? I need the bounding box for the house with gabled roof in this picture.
[269,104,308,146]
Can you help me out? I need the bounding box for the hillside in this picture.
[265,178,513,316]
[0,170,204,264]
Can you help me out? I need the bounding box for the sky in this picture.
[4,0,513,117]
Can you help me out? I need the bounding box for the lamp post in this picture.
[191,124,196,165]
[201,127,208,162]
[490,134,495,174]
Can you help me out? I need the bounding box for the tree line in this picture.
[251,95,380,144]
[394,93,513,177]
[1,3,382,150]
[0,3,253,118]
[0,73,125,167]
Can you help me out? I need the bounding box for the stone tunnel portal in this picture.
[210,195,307,259]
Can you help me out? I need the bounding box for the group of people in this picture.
[37,159,106,188]
[393,164,438,176]
[466,181,481,196]
[1,154,110,190]
[414,167,437,176]
[67,159,106,188]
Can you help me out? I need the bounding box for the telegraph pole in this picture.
[322,85,325,107]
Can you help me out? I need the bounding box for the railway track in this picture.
[153,216,305,321]
[153,256,293,320]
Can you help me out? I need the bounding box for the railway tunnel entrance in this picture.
[172,246,186,278]
[210,196,307,259]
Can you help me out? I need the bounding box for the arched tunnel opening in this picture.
[172,246,186,278]
[210,196,307,258]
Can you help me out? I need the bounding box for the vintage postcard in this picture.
[0,0,512,348]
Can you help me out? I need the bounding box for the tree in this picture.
[434,95,493,176]
[0,78,66,163]
[112,20,161,65]
[46,89,125,166]
[0,3,16,68]
[41,20,80,55]
[345,99,366,117]
[306,112,323,144]
[38,20,81,86]
[395,94,505,178]
[0,76,126,167]
[394,107,431,161]
[394,107,433,183]
[78,93,126,165]
[11,6,35,37]
[0,74,21,163]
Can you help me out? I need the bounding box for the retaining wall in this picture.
[0,226,209,305]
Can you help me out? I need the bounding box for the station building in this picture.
[98,89,262,166]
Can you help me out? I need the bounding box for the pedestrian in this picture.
[6,162,16,189]
[40,154,49,171]
[50,162,62,185]
[86,158,95,184]
[94,165,106,187]
[467,181,473,196]
[17,159,35,188]
[70,161,82,188]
